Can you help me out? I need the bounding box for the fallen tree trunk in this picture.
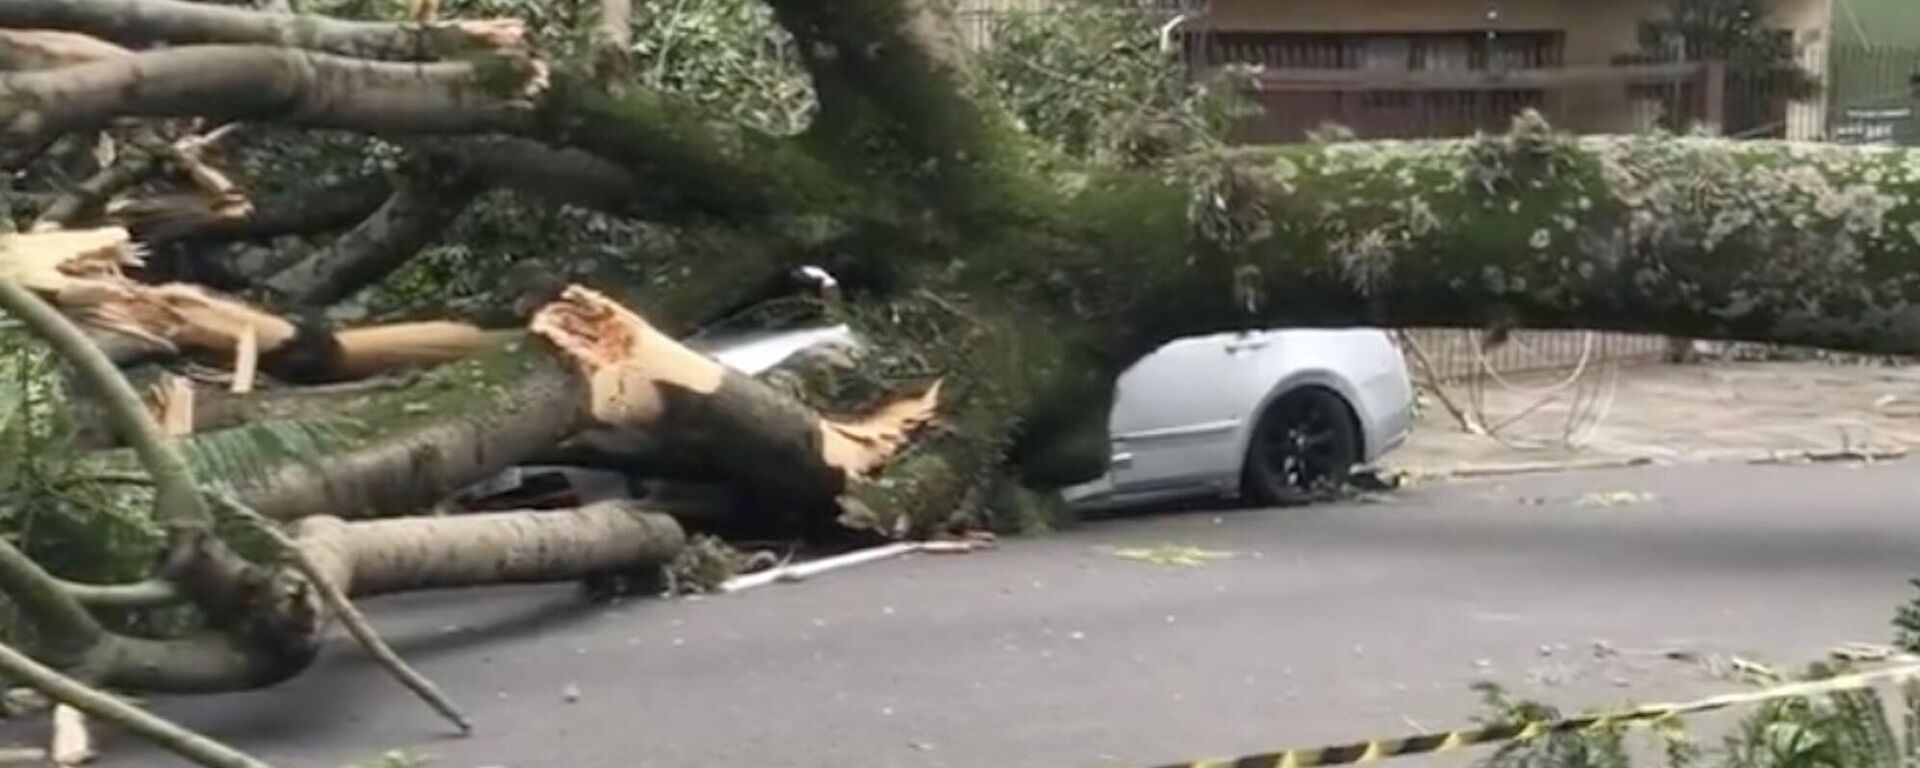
[1088,126,1920,359]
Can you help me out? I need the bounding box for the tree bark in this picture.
[420,136,661,219]
[1,42,859,223]
[263,160,480,306]
[226,338,584,520]
[0,0,524,60]
[125,173,391,247]
[0,29,130,70]
[1106,131,1920,358]
[0,45,542,155]
[294,502,684,597]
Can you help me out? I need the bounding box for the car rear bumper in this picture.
[1358,369,1415,465]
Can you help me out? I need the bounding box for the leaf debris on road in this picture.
[1107,545,1237,567]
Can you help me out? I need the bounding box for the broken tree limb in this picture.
[33,138,170,231]
[530,285,942,528]
[0,227,507,380]
[33,122,246,234]
[0,0,525,61]
[0,45,546,154]
[292,502,686,597]
[0,265,316,696]
[213,494,470,735]
[123,173,391,248]
[0,640,275,768]
[0,268,216,554]
[262,160,481,306]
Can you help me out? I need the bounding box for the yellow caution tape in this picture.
[1138,663,1920,768]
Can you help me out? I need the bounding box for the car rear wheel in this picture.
[1242,387,1359,506]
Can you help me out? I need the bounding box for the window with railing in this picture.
[1190,31,1565,72]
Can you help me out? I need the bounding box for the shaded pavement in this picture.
[22,459,1920,768]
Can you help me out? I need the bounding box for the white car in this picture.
[685,322,1414,510]
[1064,328,1413,510]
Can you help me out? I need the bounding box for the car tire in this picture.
[1242,387,1360,507]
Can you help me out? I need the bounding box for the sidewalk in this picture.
[1390,361,1920,477]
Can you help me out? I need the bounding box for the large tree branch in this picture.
[0,271,214,551]
[0,263,317,695]
[2,227,506,381]
[419,136,660,219]
[0,0,525,60]
[263,158,480,305]
[5,45,863,225]
[0,45,544,157]
[0,538,104,669]
[293,503,684,597]
[530,286,942,531]
[227,338,585,521]
[533,80,867,223]
[123,173,391,247]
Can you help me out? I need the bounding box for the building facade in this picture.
[1182,0,1834,141]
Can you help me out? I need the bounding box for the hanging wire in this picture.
[1463,330,1623,451]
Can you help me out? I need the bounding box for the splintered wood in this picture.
[0,227,505,381]
[820,380,942,478]
[149,373,196,437]
[448,19,530,49]
[529,284,942,481]
[332,323,515,380]
[529,284,726,427]
[0,227,296,359]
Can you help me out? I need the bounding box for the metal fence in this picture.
[1827,43,1920,145]
[1397,329,1673,385]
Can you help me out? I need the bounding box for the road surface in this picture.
[27,460,1920,768]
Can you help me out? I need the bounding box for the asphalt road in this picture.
[28,459,1920,768]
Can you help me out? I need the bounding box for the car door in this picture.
[1107,330,1268,493]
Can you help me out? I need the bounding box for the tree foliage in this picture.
[976,2,1255,166]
